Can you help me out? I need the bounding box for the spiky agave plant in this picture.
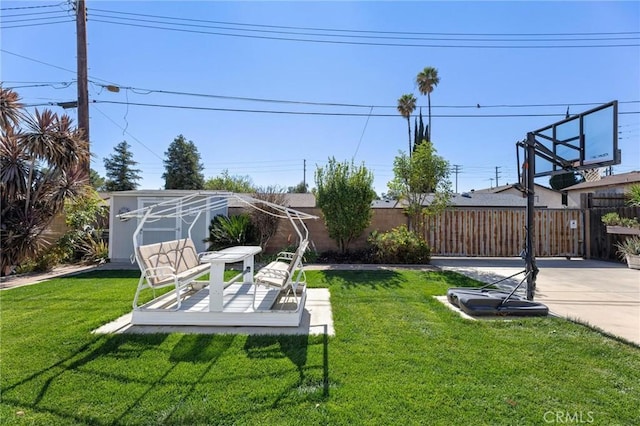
[627,184,640,207]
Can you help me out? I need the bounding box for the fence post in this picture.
[583,208,591,259]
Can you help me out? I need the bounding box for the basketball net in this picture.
[579,168,603,182]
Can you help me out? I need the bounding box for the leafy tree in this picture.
[387,141,452,230]
[90,168,106,191]
[251,185,288,248]
[397,93,417,155]
[163,134,204,189]
[0,87,89,275]
[287,181,309,193]
[103,140,141,191]
[204,169,255,192]
[416,66,440,141]
[549,172,584,191]
[314,157,376,253]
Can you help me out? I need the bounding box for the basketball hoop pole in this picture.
[525,132,539,300]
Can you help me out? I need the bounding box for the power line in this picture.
[89,7,640,38]
[353,106,374,160]
[0,20,73,29]
[0,49,76,74]
[1,13,72,24]
[4,50,638,112]
[4,82,74,89]
[89,19,640,49]
[88,81,640,110]
[90,100,640,117]
[0,49,117,85]
[0,3,64,11]
[92,105,164,161]
[86,11,640,43]
[1,10,72,18]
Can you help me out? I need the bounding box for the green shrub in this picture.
[14,259,37,275]
[205,214,257,250]
[17,245,66,273]
[81,238,109,264]
[58,191,109,262]
[316,248,373,264]
[601,212,639,228]
[368,225,431,264]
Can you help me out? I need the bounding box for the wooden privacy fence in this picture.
[586,206,640,261]
[422,208,584,257]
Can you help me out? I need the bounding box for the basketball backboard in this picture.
[529,101,618,177]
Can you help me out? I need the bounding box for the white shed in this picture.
[108,190,227,263]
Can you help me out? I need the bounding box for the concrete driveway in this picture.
[431,257,640,346]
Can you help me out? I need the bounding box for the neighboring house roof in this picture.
[564,171,640,191]
[473,183,555,194]
[227,193,316,208]
[422,193,528,208]
[371,199,405,208]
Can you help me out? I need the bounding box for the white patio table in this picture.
[200,246,262,312]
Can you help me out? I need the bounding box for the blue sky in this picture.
[2,1,639,195]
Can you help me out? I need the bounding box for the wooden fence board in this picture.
[424,208,583,257]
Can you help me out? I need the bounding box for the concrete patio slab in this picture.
[93,288,334,336]
[431,257,640,346]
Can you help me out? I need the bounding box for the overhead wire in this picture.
[0,3,64,11]
[88,7,639,38]
[1,12,72,23]
[88,19,640,49]
[0,20,74,29]
[1,9,72,18]
[92,105,164,161]
[86,11,640,43]
[353,106,374,160]
[90,100,640,118]
[4,82,74,89]
[0,49,118,86]
[87,81,640,110]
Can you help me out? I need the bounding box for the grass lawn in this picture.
[1,269,639,425]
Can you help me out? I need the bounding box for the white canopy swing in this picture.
[117,191,318,327]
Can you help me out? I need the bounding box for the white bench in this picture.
[253,239,309,311]
[133,238,210,310]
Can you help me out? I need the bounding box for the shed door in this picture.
[137,198,181,245]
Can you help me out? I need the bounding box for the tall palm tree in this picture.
[416,66,440,141]
[397,93,417,155]
[0,86,89,275]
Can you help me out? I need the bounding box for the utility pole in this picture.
[489,177,494,189]
[303,159,306,192]
[452,164,462,193]
[76,0,90,177]
[495,166,502,187]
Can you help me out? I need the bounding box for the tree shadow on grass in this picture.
[62,269,141,280]
[169,334,235,363]
[2,332,240,425]
[2,333,169,425]
[244,331,331,408]
[318,269,405,290]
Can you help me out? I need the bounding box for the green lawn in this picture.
[1,269,638,425]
